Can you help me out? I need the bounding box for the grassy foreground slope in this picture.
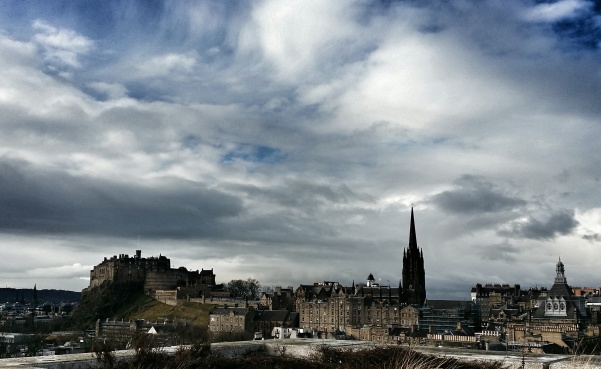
[112,294,213,326]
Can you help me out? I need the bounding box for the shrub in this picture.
[92,341,508,369]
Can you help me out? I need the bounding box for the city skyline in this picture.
[0,1,600,299]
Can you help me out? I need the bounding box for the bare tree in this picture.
[226,278,261,299]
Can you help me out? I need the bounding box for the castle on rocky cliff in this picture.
[86,250,216,297]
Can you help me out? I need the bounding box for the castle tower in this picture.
[402,207,426,305]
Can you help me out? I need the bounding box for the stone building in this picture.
[208,307,298,340]
[507,259,588,352]
[86,250,216,298]
[252,310,299,339]
[258,286,295,311]
[471,282,547,327]
[294,208,428,339]
[295,279,409,335]
[95,319,175,346]
[209,307,254,337]
[471,283,521,323]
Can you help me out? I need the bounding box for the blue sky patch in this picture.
[222,144,287,165]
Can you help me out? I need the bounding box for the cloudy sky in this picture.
[1,0,600,299]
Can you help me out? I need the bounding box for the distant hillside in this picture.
[0,288,80,304]
[68,281,212,329]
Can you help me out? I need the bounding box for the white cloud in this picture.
[32,19,94,68]
[87,81,129,100]
[136,52,198,79]
[28,263,92,279]
[524,0,591,23]
[238,0,366,82]
[0,1,600,297]
[577,207,601,241]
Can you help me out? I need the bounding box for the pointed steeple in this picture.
[402,206,426,305]
[33,284,39,307]
[409,207,418,253]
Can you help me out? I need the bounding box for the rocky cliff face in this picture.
[68,280,146,329]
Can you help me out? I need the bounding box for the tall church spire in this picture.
[409,207,418,253]
[402,207,426,305]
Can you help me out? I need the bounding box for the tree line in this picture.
[225,278,262,300]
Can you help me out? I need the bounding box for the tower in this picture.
[402,207,426,305]
[554,257,566,284]
[33,284,39,307]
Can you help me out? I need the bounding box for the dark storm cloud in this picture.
[1,0,601,295]
[477,241,520,262]
[430,175,526,214]
[227,180,374,209]
[499,210,579,241]
[582,232,601,242]
[0,157,242,238]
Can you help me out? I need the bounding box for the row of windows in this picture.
[546,302,566,310]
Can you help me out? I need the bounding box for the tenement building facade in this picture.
[295,208,426,337]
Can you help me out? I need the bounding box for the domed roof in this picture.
[367,273,375,281]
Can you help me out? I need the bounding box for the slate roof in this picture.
[211,307,250,316]
[356,286,401,298]
[296,283,355,300]
[424,300,472,310]
[253,310,289,322]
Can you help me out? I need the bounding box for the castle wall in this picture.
[144,269,188,291]
[87,251,217,305]
[152,290,178,306]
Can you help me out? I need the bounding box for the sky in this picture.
[0,0,600,300]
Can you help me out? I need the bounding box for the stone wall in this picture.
[152,290,178,306]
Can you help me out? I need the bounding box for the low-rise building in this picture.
[209,307,254,337]
[208,307,298,340]
[253,310,298,339]
[95,319,175,346]
[418,300,479,334]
